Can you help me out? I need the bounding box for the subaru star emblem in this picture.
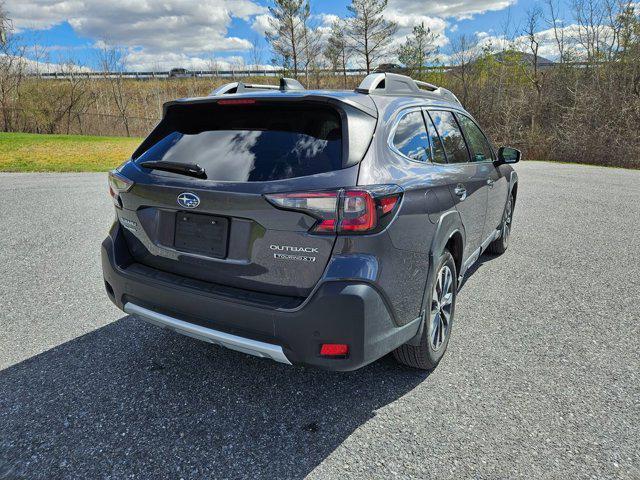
[177,192,200,209]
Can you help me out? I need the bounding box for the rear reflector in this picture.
[320,344,349,356]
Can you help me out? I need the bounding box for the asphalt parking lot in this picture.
[0,161,638,479]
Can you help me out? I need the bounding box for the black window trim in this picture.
[426,108,472,164]
[454,111,497,163]
[425,108,497,166]
[387,107,432,164]
[422,108,449,165]
[388,105,497,166]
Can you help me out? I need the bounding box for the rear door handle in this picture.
[487,178,495,188]
[454,184,467,201]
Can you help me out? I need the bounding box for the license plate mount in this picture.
[174,212,229,258]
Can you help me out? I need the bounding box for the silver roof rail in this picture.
[355,72,460,105]
[209,77,305,96]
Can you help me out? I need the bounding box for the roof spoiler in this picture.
[209,77,305,96]
[356,72,461,105]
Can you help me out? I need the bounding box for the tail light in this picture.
[341,190,377,232]
[265,191,339,232]
[265,186,401,234]
[108,170,133,208]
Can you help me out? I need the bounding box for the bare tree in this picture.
[37,59,93,134]
[207,53,220,75]
[544,0,567,62]
[266,0,310,77]
[324,26,341,72]
[0,1,10,46]
[230,56,246,79]
[98,45,132,136]
[0,5,26,132]
[615,2,640,96]
[250,35,265,71]
[449,34,479,106]
[616,2,640,63]
[600,0,640,61]
[324,19,350,87]
[299,14,324,86]
[571,0,616,60]
[520,6,551,138]
[347,0,398,73]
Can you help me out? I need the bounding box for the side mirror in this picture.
[497,146,521,165]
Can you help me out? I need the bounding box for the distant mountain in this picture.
[489,51,556,68]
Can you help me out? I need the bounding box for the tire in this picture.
[486,194,514,255]
[393,250,457,370]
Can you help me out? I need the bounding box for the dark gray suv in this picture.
[102,73,520,371]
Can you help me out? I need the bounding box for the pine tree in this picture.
[347,0,398,74]
[397,22,439,77]
[266,0,311,77]
[324,19,350,87]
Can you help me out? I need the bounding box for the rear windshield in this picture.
[134,103,342,182]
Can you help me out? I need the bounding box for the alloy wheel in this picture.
[502,198,513,246]
[429,265,453,351]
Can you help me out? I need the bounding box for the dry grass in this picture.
[0,132,142,172]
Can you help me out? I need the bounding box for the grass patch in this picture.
[0,132,142,172]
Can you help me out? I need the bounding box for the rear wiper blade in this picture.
[139,161,207,179]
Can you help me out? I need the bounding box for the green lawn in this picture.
[0,132,143,172]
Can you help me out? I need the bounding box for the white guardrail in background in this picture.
[27,66,457,80]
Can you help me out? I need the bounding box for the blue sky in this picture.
[6,0,574,71]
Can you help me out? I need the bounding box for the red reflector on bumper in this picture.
[320,343,349,356]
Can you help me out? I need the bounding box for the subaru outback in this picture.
[102,73,520,371]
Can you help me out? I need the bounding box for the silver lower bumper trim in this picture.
[123,302,292,365]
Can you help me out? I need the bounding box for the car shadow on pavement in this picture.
[0,315,429,480]
[458,253,499,291]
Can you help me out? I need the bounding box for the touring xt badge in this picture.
[270,244,318,262]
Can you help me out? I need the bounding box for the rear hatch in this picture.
[114,96,377,298]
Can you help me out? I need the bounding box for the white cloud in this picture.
[387,0,516,20]
[386,12,443,30]
[251,14,274,37]
[122,50,278,72]
[123,51,234,71]
[316,13,341,26]
[5,0,266,67]
[472,23,618,60]
[4,0,85,31]
[8,0,611,72]
[379,0,515,63]
[385,13,449,47]
[0,54,92,73]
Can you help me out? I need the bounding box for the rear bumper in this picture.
[102,225,421,371]
[123,302,292,364]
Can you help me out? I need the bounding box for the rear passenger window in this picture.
[429,111,469,164]
[424,112,447,164]
[457,114,494,162]
[392,111,429,162]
